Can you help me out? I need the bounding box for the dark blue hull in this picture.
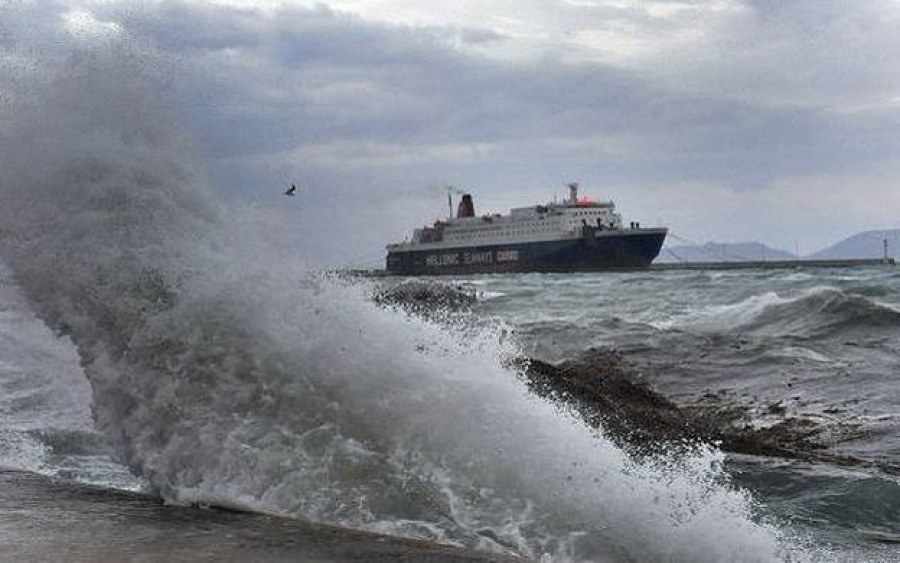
[386,229,666,275]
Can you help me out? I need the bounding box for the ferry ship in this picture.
[385,183,667,275]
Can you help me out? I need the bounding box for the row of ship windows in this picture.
[450,220,602,235]
[443,216,612,241]
[449,226,580,239]
[447,215,608,239]
[451,223,558,235]
[450,230,552,239]
[451,224,612,238]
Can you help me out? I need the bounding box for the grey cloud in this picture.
[0,0,69,53]
[105,1,265,52]
[90,1,899,193]
[6,1,900,206]
[675,1,900,108]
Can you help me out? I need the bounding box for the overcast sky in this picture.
[3,0,900,266]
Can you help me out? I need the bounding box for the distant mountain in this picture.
[806,229,900,260]
[658,241,796,263]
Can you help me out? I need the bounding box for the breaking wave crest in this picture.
[745,288,900,338]
[0,39,814,562]
[663,287,900,340]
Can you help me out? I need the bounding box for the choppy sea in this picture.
[2,40,899,563]
[2,251,900,561]
[468,267,900,559]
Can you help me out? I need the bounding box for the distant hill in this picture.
[807,229,900,260]
[658,241,796,263]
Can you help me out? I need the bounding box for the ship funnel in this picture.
[568,182,579,204]
[457,194,475,218]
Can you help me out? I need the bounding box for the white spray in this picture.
[0,26,812,563]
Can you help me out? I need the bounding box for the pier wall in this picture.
[650,258,894,271]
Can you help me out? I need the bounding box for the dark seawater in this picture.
[1,34,898,563]
[466,268,900,560]
[3,256,900,561]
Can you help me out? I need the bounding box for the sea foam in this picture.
[0,24,814,563]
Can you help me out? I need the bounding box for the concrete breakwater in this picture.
[650,258,894,271]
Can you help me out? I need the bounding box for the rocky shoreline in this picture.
[376,280,894,473]
[512,349,874,468]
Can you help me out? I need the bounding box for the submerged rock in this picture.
[511,349,701,449]
[514,348,891,471]
[373,280,477,315]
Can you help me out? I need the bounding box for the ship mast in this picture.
[568,182,579,204]
[446,185,463,219]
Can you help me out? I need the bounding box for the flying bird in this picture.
[285,184,297,196]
